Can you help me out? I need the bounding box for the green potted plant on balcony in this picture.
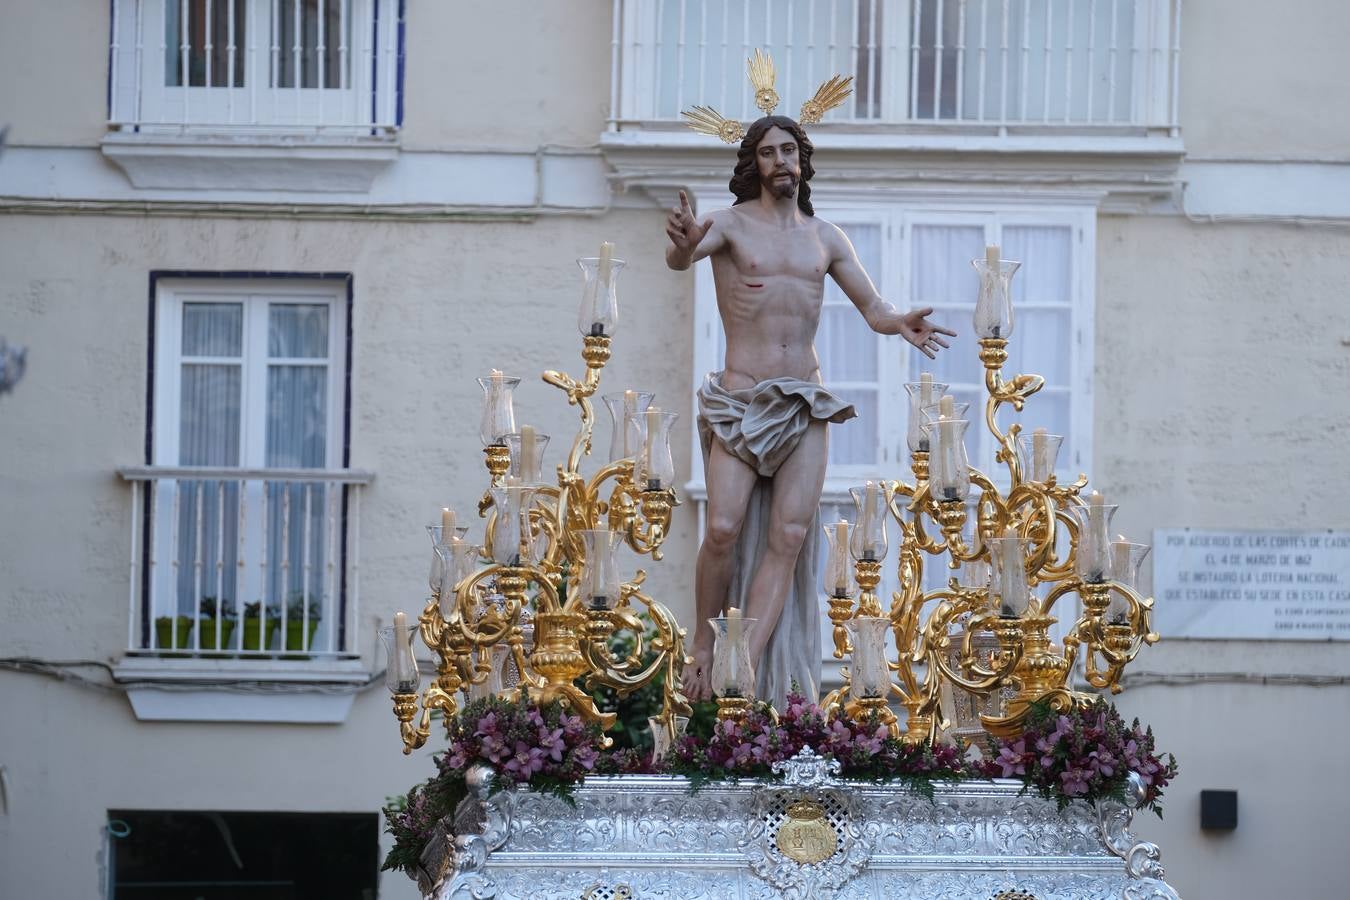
[197,596,237,657]
[240,600,275,655]
[278,593,322,656]
[153,613,193,656]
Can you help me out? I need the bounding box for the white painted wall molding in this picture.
[125,688,358,723]
[101,133,400,192]
[0,144,617,215]
[1177,160,1350,221]
[601,130,1186,214]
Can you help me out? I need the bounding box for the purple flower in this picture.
[1060,766,1091,795]
[503,740,546,778]
[995,740,1028,777]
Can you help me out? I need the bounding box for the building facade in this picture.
[1,2,1347,898]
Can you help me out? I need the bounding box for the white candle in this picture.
[919,371,934,409]
[644,406,661,486]
[1032,427,1049,480]
[986,244,1000,269]
[999,526,1021,615]
[937,395,958,470]
[520,424,537,478]
[394,610,411,651]
[599,241,615,283]
[726,605,742,647]
[1110,533,1130,583]
[833,520,849,593]
[623,390,637,456]
[441,507,455,535]
[861,481,877,557]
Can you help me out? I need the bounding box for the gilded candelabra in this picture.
[383,245,692,754]
[825,246,1159,743]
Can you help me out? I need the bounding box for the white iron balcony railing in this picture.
[108,0,404,134]
[610,0,1180,131]
[118,466,373,660]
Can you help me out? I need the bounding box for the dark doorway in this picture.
[108,810,377,900]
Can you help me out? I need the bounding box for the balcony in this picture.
[103,0,404,191]
[113,466,373,712]
[603,0,1185,211]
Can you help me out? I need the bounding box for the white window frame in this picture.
[109,0,401,133]
[150,277,348,623]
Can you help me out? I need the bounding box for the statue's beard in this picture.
[762,171,799,199]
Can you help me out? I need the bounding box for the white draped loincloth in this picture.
[696,372,856,708]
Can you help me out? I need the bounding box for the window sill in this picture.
[601,125,1184,213]
[101,130,399,193]
[113,656,372,723]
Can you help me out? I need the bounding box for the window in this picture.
[143,276,354,656]
[109,0,404,132]
[612,0,1179,129]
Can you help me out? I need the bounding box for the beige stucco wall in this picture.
[1180,0,1350,159]
[1097,215,1350,900]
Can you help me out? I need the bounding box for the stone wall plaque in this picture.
[1153,528,1350,639]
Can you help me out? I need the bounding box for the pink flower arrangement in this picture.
[980,699,1178,816]
[441,696,604,790]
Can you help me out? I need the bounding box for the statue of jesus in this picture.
[665,115,956,706]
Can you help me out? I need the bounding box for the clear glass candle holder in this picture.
[1108,539,1152,623]
[378,622,420,694]
[847,616,892,700]
[988,535,1032,617]
[822,520,855,598]
[577,256,625,338]
[426,523,470,595]
[635,408,678,491]
[849,481,889,562]
[504,430,552,484]
[709,613,757,699]
[924,417,972,503]
[1071,498,1119,584]
[903,379,949,452]
[1016,431,1064,483]
[601,390,654,462]
[578,528,624,610]
[433,536,481,618]
[488,481,537,566]
[971,256,1021,340]
[477,373,520,446]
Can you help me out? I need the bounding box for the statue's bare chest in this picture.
[723,220,830,282]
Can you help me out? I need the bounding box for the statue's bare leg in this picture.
[689,440,759,701]
[743,421,829,666]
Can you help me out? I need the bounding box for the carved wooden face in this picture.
[755,125,801,199]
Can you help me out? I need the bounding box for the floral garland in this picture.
[382,693,1176,873]
[978,698,1178,816]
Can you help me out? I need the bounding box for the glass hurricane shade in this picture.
[477,373,520,446]
[1016,431,1065,482]
[378,623,420,694]
[971,257,1021,340]
[1107,539,1152,623]
[504,430,551,484]
[427,524,471,594]
[433,537,481,619]
[601,390,654,462]
[988,535,1032,617]
[1071,499,1119,583]
[903,379,949,452]
[576,256,625,337]
[924,417,972,503]
[849,482,889,561]
[634,409,678,491]
[847,616,892,699]
[709,614,757,699]
[578,528,624,609]
[822,521,855,598]
[488,482,537,566]
[648,715,689,762]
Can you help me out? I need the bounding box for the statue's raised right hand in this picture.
[666,190,712,254]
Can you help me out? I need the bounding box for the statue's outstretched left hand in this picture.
[900,307,956,359]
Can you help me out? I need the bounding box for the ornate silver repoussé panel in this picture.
[420,750,1179,900]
